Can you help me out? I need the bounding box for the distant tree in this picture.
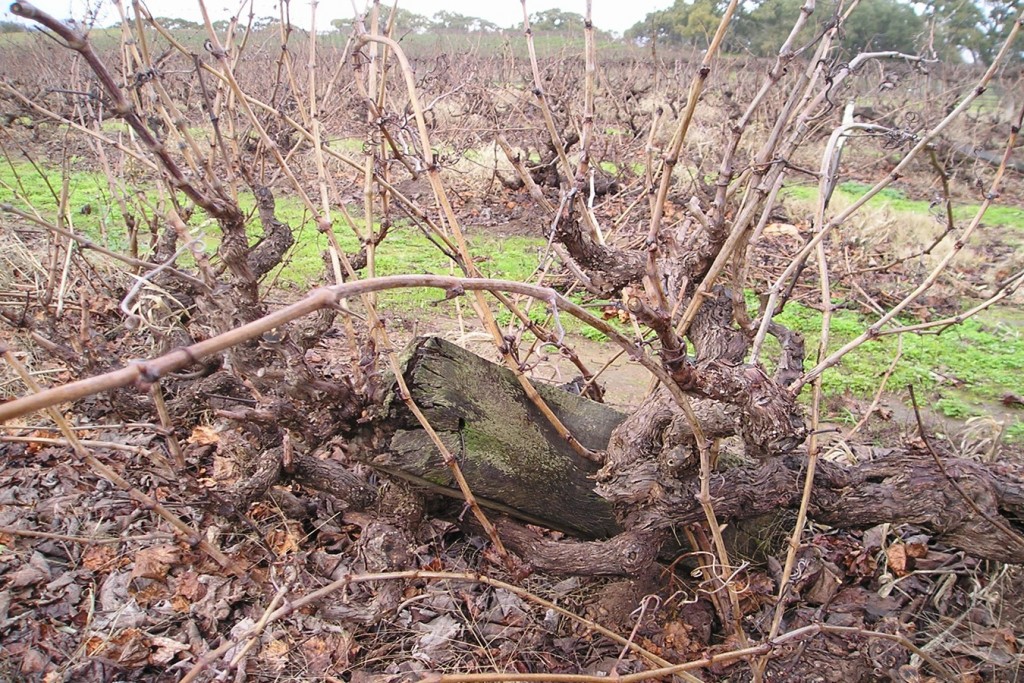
[914,0,989,62]
[432,10,468,31]
[429,10,469,30]
[150,17,201,31]
[841,0,926,53]
[384,8,431,33]
[340,8,431,34]
[430,11,498,32]
[737,0,814,55]
[629,0,927,56]
[978,0,1022,63]
[333,8,494,35]
[251,15,278,31]
[527,9,610,37]
[741,0,925,56]
[626,0,740,49]
[529,9,586,32]
[468,17,500,33]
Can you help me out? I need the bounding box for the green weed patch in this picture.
[0,160,544,309]
[782,181,1024,231]
[3,161,1020,438]
[765,301,1024,439]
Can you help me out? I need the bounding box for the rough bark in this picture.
[557,211,806,455]
[372,338,1024,570]
[554,213,646,296]
[372,336,627,539]
[290,452,379,511]
[487,519,664,576]
[625,451,1024,564]
[248,183,296,279]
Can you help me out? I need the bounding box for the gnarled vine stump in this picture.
[368,336,1024,573]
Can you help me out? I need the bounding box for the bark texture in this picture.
[374,338,1024,571]
[372,336,627,539]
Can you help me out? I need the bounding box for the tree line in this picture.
[328,8,611,38]
[627,0,1019,63]
[5,1,1017,64]
[324,1,1019,64]
[349,1,1019,64]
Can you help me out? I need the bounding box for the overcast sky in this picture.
[2,1,668,34]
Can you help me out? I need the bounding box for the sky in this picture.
[2,0,669,34]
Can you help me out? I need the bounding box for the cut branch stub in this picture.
[371,336,626,539]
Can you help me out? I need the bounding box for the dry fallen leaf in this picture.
[148,636,190,666]
[187,425,220,446]
[7,562,49,588]
[170,594,191,613]
[887,543,913,576]
[737,570,776,613]
[82,544,120,572]
[132,582,170,609]
[172,571,207,603]
[23,430,48,455]
[661,620,695,654]
[86,628,149,668]
[19,648,48,674]
[763,222,802,240]
[301,636,333,675]
[413,614,462,665]
[906,542,928,559]
[130,545,180,582]
[260,638,290,671]
[211,453,238,482]
[267,524,302,555]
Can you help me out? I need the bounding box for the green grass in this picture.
[596,160,647,177]
[0,160,543,311]
[99,120,132,133]
[934,396,979,420]
[782,181,1024,231]
[4,160,1020,438]
[769,302,1024,400]
[325,138,367,154]
[1,158,133,242]
[492,291,632,342]
[1008,422,1024,441]
[266,216,546,309]
[773,179,1022,439]
[761,300,1024,439]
